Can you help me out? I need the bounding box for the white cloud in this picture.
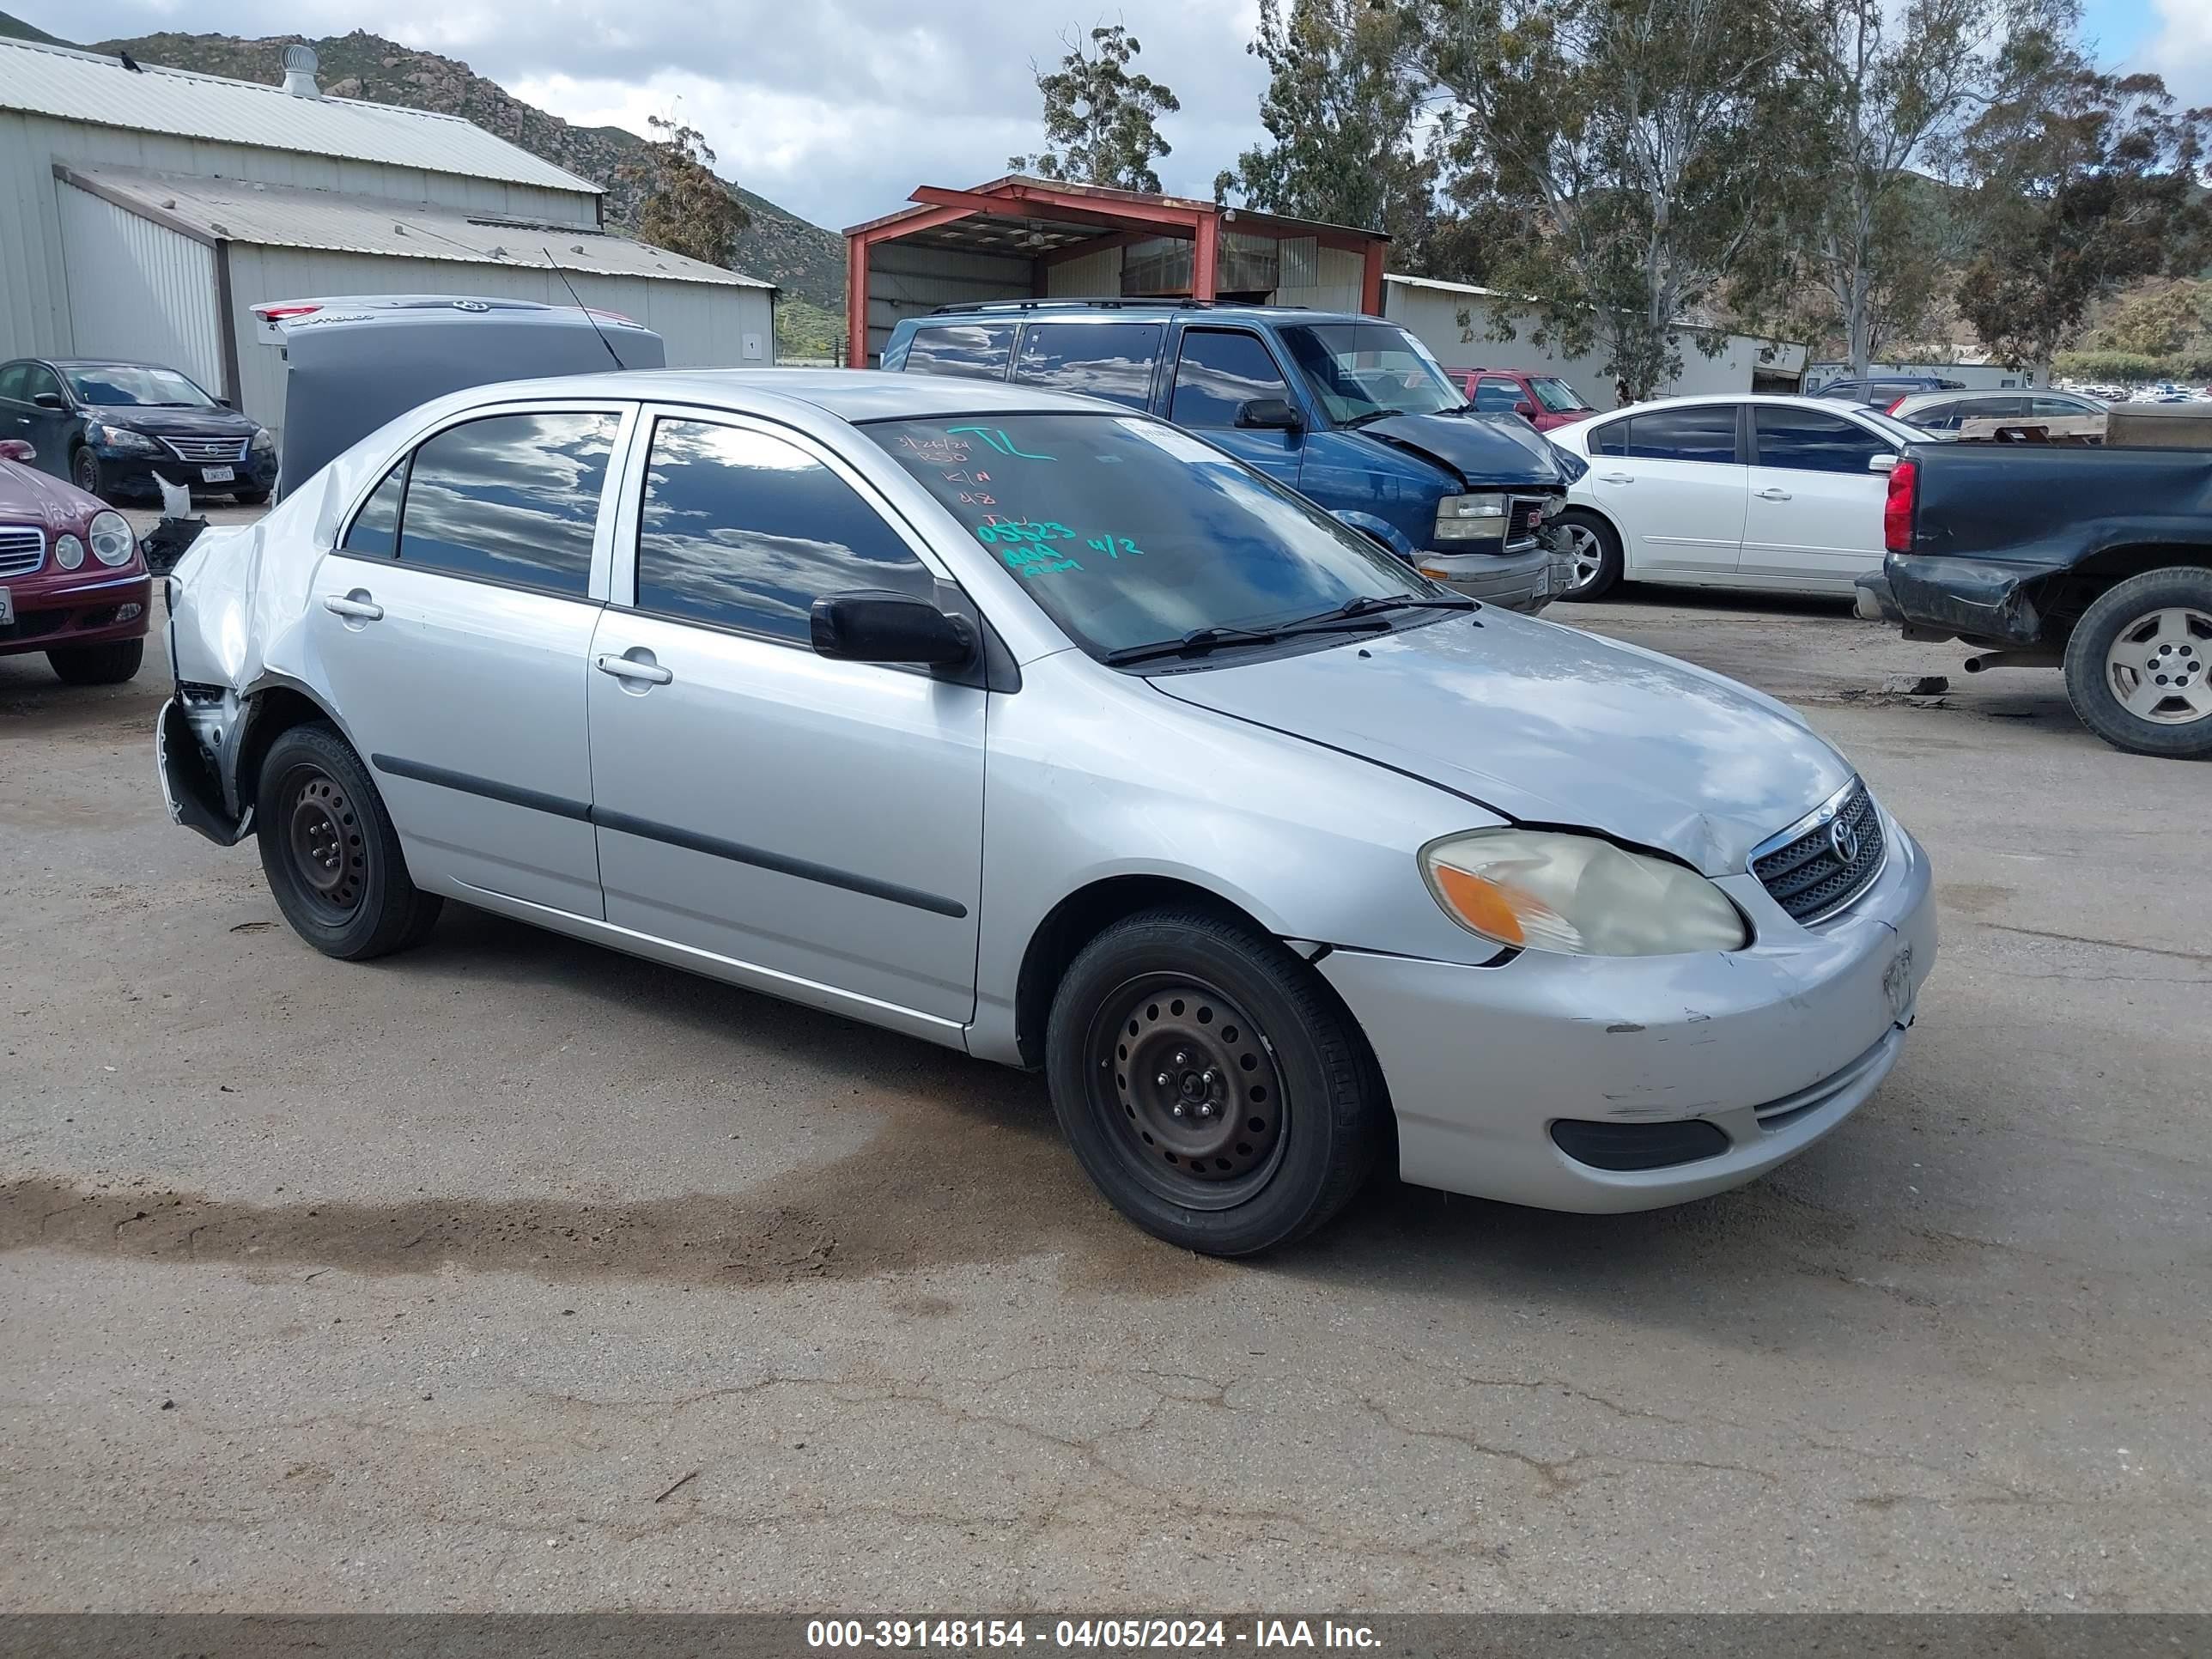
[2140,0,2212,106]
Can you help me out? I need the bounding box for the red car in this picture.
[0,437,151,684]
[1443,368,1600,432]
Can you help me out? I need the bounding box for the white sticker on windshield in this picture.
[1113,416,1232,466]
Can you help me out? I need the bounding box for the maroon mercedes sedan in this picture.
[0,437,150,684]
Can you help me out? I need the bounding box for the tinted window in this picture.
[867,414,1431,659]
[343,459,408,556]
[1589,418,1628,457]
[2032,395,2094,416]
[1753,406,1887,473]
[635,419,934,643]
[1474,377,1524,411]
[1626,405,1739,464]
[1905,400,1962,431]
[0,364,25,403]
[1170,330,1291,428]
[22,364,63,404]
[902,323,1016,381]
[1012,322,1162,409]
[395,411,617,597]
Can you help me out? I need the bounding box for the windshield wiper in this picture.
[1338,407,1419,430]
[1102,613,1393,667]
[1312,593,1477,620]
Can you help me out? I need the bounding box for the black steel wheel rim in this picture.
[72,452,97,491]
[282,763,368,921]
[1085,974,1289,1211]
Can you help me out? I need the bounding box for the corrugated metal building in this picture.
[1,36,775,436]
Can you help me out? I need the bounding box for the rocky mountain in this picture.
[47,25,847,311]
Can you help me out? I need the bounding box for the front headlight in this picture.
[88,509,135,566]
[1421,829,1749,956]
[88,422,159,454]
[251,427,276,453]
[54,533,85,570]
[1433,492,1507,542]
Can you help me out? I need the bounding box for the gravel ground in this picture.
[2,569,2206,1613]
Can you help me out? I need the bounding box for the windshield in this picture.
[64,365,216,408]
[1277,323,1465,423]
[866,414,1436,659]
[1528,375,1589,413]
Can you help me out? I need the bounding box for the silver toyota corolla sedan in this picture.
[155,370,1936,1255]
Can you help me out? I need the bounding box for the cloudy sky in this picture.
[9,0,2207,231]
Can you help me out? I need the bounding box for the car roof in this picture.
[46,357,180,369]
[425,367,1133,422]
[1584,393,1896,418]
[904,304,1374,328]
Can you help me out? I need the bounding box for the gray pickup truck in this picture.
[1857,409,2212,758]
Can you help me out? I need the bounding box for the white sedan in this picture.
[1548,394,1929,602]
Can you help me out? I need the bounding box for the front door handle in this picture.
[1598,471,1635,484]
[1755,487,1793,501]
[597,653,673,687]
[322,592,383,621]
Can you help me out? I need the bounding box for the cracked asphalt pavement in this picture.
[2,576,2207,1612]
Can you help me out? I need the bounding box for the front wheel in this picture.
[255,722,442,958]
[2062,568,2212,758]
[1553,509,1623,601]
[233,487,270,506]
[1045,906,1384,1255]
[70,447,105,500]
[47,638,143,684]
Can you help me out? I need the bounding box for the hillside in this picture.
[0,9,67,45]
[62,27,848,313]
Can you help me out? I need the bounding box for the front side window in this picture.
[1169,330,1291,428]
[23,365,64,405]
[343,459,409,556]
[1013,322,1163,410]
[395,410,617,597]
[2032,394,2095,416]
[1474,377,1524,412]
[902,323,1017,382]
[63,365,216,408]
[1277,321,1462,422]
[0,364,26,404]
[635,419,935,643]
[1626,405,1741,464]
[1752,406,1887,474]
[866,413,1432,659]
[1528,375,1589,413]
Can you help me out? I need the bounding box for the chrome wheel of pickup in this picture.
[2103,605,2212,726]
[2063,568,2212,758]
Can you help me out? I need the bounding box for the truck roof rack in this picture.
[926,299,1309,316]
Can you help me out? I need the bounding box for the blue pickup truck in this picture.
[879,302,1573,611]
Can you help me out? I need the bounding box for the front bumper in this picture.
[0,568,151,659]
[1413,542,1560,612]
[90,448,275,499]
[1319,819,1937,1212]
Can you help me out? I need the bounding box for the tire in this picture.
[254,722,442,959]
[2061,567,2212,759]
[1553,509,1623,601]
[46,638,143,685]
[1045,905,1384,1255]
[233,488,270,506]
[70,447,105,500]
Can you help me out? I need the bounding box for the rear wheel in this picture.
[1553,509,1623,601]
[255,723,442,958]
[2062,568,2212,758]
[1046,906,1383,1255]
[47,639,143,684]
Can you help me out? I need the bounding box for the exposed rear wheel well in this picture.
[1014,876,1277,1068]
[2028,544,2212,635]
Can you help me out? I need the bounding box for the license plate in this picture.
[200,465,234,483]
[0,586,12,626]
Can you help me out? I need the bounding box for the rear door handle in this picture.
[1598,471,1634,484]
[597,653,673,686]
[1755,487,1793,501]
[322,593,383,621]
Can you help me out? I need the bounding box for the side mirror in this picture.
[810,590,975,667]
[1235,397,1304,432]
[32,392,65,410]
[1869,453,1899,473]
[0,439,33,464]
[216,397,234,410]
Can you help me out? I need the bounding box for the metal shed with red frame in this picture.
[844,176,1389,368]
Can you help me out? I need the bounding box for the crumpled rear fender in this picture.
[1881,553,2056,647]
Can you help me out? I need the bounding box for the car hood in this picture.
[88,405,256,438]
[1356,410,1565,489]
[1149,611,1853,876]
[0,456,100,530]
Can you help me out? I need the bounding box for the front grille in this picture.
[1507,496,1547,545]
[0,525,45,578]
[160,435,249,464]
[1752,779,1885,923]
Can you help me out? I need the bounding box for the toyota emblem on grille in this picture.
[1828,816,1860,865]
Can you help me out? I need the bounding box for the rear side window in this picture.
[343,459,408,556]
[1012,322,1162,409]
[634,418,936,644]
[1474,377,1524,411]
[902,323,1017,381]
[395,410,618,597]
[1752,406,1887,473]
[1626,405,1740,464]
[1589,418,1627,457]
[1170,330,1291,428]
